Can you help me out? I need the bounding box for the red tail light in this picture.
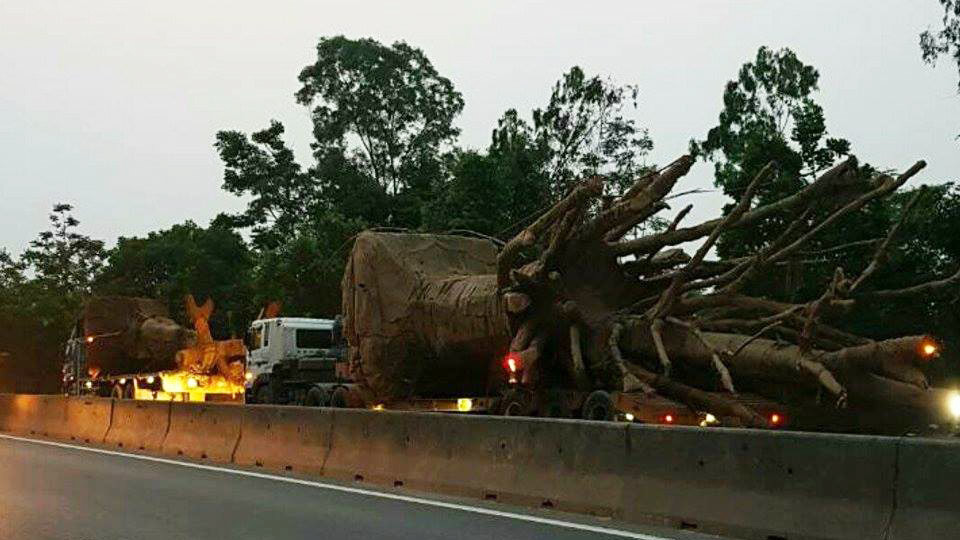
[663,414,674,424]
[770,413,782,426]
[503,352,522,374]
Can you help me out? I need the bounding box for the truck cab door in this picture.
[246,322,269,388]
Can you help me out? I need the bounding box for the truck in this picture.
[63,295,247,402]
[244,229,955,433]
[329,230,960,434]
[244,314,512,414]
[244,316,351,406]
[243,312,765,426]
[244,231,786,428]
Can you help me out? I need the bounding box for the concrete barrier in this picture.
[313,412,901,539]
[160,401,241,461]
[888,436,960,540]
[57,397,113,443]
[318,409,627,514]
[619,426,898,539]
[233,405,335,473]
[104,399,170,451]
[0,394,68,437]
[0,395,111,443]
[0,394,35,434]
[2,393,958,540]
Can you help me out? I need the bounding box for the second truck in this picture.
[63,295,247,402]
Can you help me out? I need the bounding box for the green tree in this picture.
[95,221,255,337]
[693,46,850,258]
[216,36,466,318]
[0,249,25,298]
[0,205,105,393]
[531,66,653,196]
[426,67,653,238]
[921,0,960,91]
[215,121,317,250]
[296,35,464,227]
[425,112,553,237]
[696,47,960,383]
[22,204,106,299]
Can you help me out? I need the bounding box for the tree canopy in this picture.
[693,46,851,258]
[0,205,105,392]
[921,0,960,91]
[4,36,960,393]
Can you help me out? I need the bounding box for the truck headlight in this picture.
[947,391,960,420]
[187,377,198,389]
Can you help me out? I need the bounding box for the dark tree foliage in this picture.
[22,204,106,297]
[296,35,464,227]
[530,67,653,196]
[425,111,553,237]
[921,0,960,91]
[0,205,105,393]
[523,66,653,198]
[426,67,654,239]
[94,221,255,337]
[215,121,317,251]
[839,185,960,385]
[693,47,851,258]
[215,36,467,317]
[251,218,362,320]
[697,47,960,384]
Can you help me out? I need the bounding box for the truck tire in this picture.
[498,388,532,416]
[580,390,615,421]
[330,386,350,408]
[304,386,330,407]
[255,384,274,405]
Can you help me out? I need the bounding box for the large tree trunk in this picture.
[343,154,957,430]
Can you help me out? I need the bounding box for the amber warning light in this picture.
[920,339,939,359]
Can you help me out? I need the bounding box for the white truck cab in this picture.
[245,317,338,391]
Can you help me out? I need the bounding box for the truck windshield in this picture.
[248,326,263,350]
[296,328,333,349]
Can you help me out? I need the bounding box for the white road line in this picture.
[0,433,674,540]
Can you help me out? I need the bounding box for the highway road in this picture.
[0,434,722,540]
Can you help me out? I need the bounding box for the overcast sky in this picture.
[1,1,957,256]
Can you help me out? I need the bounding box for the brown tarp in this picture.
[342,231,510,401]
[82,296,195,376]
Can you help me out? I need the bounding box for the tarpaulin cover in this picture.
[82,296,195,376]
[342,231,510,401]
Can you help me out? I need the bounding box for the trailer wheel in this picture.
[304,386,330,407]
[499,388,532,417]
[580,390,615,421]
[330,387,350,408]
[540,390,570,418]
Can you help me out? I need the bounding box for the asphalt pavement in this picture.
[0,434,723,540]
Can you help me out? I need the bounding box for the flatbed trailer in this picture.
[246,317,794,428]
[76,369,245,403]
